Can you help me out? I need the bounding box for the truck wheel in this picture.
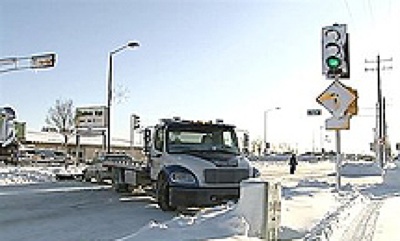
[157,175,176,211]
[82,170,91,182]
[95,172,103,184]
[114,183,128,193]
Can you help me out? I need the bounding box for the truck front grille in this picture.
[204,169,249,184]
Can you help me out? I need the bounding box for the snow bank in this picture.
[341,161,383,177]
[0,165,87,186]
[304,160,400,240]
[119,179,281,241]
[122,177,342,241]
[383,160,400,187]
[0,166,57,185]
[117,204,252,241]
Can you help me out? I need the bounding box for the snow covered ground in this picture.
[0,164,85,186]
[1,159,399,241]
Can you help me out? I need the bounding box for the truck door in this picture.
[150,127,164,180]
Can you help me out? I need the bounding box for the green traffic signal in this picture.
[326,56,341,69]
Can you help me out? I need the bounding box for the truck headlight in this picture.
[170,171,196,185]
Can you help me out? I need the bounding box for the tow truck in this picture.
[107,117,258,211]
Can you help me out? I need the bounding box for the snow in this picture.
[0,165,86,186]
[1,159,399,240]
[373,196,400,241]
[0,166,57,185]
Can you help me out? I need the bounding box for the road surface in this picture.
[0,181,175,241]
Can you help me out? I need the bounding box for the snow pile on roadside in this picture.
[121,177,342,241]
[383,160,400,187]
[119,179,273,241]
[359,160,400,198]
[303,160,400,241]
[0,166,57,185]
[118,204,258,241]
[341,161,383,177]
[52,165,85,178]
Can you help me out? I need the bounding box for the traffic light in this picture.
[322,24,350,78]
[243,132,249,154]
[143,128,151,154]
[132,114,140,130]
[31,53,56,69]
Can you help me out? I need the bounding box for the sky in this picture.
[1,0,400,153]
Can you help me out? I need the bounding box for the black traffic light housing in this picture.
[143,128,151,155]
[132,114,140,130]
[322,24,350,79]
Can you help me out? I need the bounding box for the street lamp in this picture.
[263,107,280,154]
[107,41,140,153]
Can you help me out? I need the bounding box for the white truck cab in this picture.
[146,118,258,211]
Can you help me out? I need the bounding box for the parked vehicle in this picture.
[31,149,71,166]
[0,107,19,164]
[107,117,258,211]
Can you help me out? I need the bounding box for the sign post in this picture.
[319,23,357,191]
[335,127,341,190]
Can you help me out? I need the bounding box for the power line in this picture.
[342,0,355,25]
[367,0,375,24]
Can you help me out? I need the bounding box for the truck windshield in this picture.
[166,125,240,155]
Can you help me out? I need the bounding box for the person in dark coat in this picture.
[289,154,298,174]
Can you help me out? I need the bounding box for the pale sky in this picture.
[1,0,399,154]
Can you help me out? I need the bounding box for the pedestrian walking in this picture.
[289,154,297,174]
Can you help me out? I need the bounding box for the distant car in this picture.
[298,152,323,162]
[83,153,134,183]
[31,149,71,166]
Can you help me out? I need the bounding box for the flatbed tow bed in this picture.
[103,160,151,192]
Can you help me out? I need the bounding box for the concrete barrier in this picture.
[236,179,281,240]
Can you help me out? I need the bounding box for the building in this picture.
[22,130,144,162]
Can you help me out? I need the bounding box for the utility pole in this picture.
[365,55,392,168]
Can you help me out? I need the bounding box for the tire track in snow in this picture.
[339,200,383,241]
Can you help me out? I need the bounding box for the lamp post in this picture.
[263,107,280,154]
[107,41,140,153]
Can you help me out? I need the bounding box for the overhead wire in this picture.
[342,0,355,26]
[367,0,375,25]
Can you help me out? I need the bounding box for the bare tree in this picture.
[45,99,75,146]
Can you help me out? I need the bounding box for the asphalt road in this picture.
[0,182,175,241]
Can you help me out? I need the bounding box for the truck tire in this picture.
[95,172,103,184]
[82,170,91,182]
[114,183,128,193]
[157,175,176,211]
